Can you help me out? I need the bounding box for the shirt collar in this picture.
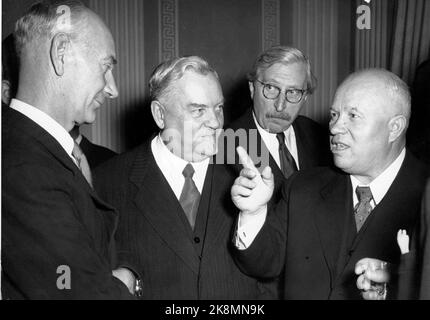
[152,134,209,195]
[10,98,75,158]
[350,148,406,206]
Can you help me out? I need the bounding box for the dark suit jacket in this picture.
[418,180,430,299]
[227,109,331,203]
[94,140,270,300]
[234,151,427,299]
[397,178,430,299]
[1,108,132,299]
[227,108,331,299]
[79,135,117,169]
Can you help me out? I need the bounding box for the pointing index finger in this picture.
[236,146,258,173]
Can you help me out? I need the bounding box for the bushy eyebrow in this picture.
[188,103,207,108]
[188,99,224,109]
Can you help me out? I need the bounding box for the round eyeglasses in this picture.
[255,80,307,104]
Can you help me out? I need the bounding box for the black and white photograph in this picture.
[1,0,430,312]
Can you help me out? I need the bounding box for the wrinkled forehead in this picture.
[333,77,393,112]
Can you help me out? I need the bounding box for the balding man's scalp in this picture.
[339,68,411,121]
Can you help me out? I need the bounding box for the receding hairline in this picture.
[337,69,411,119]
[149,56,219,103]
[15,2,108,55]
[159,68,220,106]
[248,46,317,94]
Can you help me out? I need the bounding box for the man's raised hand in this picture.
[231,146,274,215]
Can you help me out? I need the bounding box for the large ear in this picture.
[151,100,166,130]
[388,115,407,142]
[2,80,11,105]
[248,81,255,100]
[50,33,70,76]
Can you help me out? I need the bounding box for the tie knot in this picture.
[356,186,373,202]
[72,142,83,161]
[182,163,195,178]
[276,132,285,146]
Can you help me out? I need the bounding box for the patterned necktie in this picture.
[276,132,298,178]
[179,163,201,230]
[354,186,373,231]
[72,141,93,188]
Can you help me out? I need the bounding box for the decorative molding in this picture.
[159,0,179,61]
[262,0,280,51]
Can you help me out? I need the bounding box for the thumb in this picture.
[261,166,274,189]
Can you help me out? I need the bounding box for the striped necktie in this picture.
[72,141,93,188]
[179,163,201,229]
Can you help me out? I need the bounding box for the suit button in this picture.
[194,237,200,243]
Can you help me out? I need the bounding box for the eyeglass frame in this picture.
[255,79,308,104]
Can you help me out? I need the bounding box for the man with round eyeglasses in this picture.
[230,68,427,300]
[229,46,331,206]
[227,46,331,299]
[254,79,308,106]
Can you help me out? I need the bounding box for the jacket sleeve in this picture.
[232,175,293,279]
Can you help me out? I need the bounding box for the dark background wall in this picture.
[3,0,428,154]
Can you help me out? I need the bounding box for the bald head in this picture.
[329,68,410,184]
[338,69,411,124]
[14,0,118,131]
[15,1,112,63]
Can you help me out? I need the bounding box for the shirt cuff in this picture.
[235,206,267,250]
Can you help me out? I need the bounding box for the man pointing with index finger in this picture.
[231,69,427,299]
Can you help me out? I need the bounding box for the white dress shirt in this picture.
[236,147,406,250]
[9,98,76,163]
[234,113,300,248]
[350,148,406,208]
[253,111,300,170]
[151,134,209,200]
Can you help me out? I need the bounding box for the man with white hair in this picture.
[230,68,427,299]
[95,56,268,299]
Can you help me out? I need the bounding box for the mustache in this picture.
[265,113,291,121]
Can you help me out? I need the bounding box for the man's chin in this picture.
[333,156,354,173]
[83,112,97,124]
[193,147,217,162]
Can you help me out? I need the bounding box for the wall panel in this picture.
[287,0,343,125]
[87,0,146,152]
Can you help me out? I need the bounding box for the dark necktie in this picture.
[72,141,93,188]
[276,132,298,178]
[354,186,373,231]
[179,163,201,229]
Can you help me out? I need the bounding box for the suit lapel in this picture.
[293,120,311,169]
[314,171,351,276]
[341,152,424,271]
[10,108,114,207]
[130,145,200,274]
[203,163,234,250]
[8,108,119,258]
